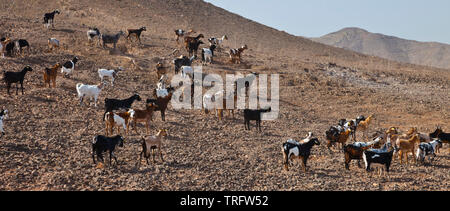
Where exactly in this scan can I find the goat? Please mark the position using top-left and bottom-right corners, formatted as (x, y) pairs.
(187, 40), (203, 57)
(215, 90), (237, 120)
(395, 134), (421, 164)
(3, 66), (33, 95)
(184, 34), (204, 51)
(229, 45), (248, 64)
(130, 103), (158, 134)
(76, 82), (106, 107)
(430, 127), (449, 151)
(416, 139), (442, 165)
(174, 29), (195, 43)
(127, 27), (146, 44)
(343, 137), (382, 170)
(138, 129), (168, 167)
(356, 115), (374, 138)
(180, 66), (193, 78)
(146, 87), (175, 121)
(98, 67), (123, 86)
(43, 9), (60, 28)
(14, 39), (30, 56)
(87, 27), (101, 45)
(0, 38), (12, 58)
(362, 148), (395, 177)
(155, 62), (168, 80)
(104, 110), (135, 136)
(43, 63), (61, 88)
(92, 135), (124, 166)
(325, 127), (352, 151)
(5, 41), (15, 57)
(61, 56), (79, 77)
(48, 38), (60, 52)
(208, 35), (227, 48)
(243, 107), (271, 131)
(101, 31), (125, 49)
(173, 55), (195, 74)
(201, 44), (216, 65)
(282, 137), (320, 172)
(0, 109), (8, 137)
(103, 94), (142, 121)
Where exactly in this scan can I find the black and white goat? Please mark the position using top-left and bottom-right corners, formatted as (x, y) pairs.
(87, 27), (101, 45)
(0, 109), (8, 137)
(43, 9), (60, 28)
(103, 94), (142, 121)
(92, 135), (124, 166)
(362, 148), (395, 176)
(201, 44), (216, 65)
(282, 137), (320, 172)
(101, 31), (125, 49)
(61, 56), (79, 77)
(3, 66), (33, 95)
(173, 55), (195, 74)
(416, 139), (442, 164)
(14, 39), (31, 56)
(208, 35), (227, 48)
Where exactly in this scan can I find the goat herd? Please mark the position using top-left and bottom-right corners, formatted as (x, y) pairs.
(283, 115), (449, 177)
(0, 9), (448, 180)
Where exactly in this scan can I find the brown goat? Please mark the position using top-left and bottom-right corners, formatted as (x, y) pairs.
(396, 134), (420, 164)
(1, 38), (12, 58)
(229, 45), (248, 64)
(43, 63), (61, 88)
(131, 103), (158, 134)
(327, 128), (352, 151)
(138, 129), (168, 167)
(155, 62), (167, 80)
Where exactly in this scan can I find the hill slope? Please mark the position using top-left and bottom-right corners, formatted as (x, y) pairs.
(0, 0), (448, 191)
(312, 27), (450, 69)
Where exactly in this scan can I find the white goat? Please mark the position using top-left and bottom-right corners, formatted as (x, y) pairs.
(104, 110), (135, 136)
(0, 109), (8, 137)
(180, 66), (193, 78)
(98, 67), (123, 86)
(48, 38), (60, 51)
(76, 82), (105, 107)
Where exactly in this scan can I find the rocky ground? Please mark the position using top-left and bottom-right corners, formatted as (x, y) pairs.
(0, 0), (448, 191)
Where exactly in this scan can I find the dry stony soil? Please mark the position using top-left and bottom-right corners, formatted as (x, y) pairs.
(0, 0), (449, 190)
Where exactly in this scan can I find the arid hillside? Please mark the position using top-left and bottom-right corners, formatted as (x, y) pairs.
(0, 0), (448, 191)
(312, 27), (450, 69)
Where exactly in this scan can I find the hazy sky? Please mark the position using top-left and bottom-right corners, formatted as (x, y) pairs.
(204, 0), (450, 44)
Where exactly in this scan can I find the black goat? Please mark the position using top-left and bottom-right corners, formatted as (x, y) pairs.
(127, 27), (146, 44)
(43, 9), (60, 28)
(92, 135), (124, 166)
(188, 40), (203, 57)
(244, 107), (271, 131)
(430, 127), (450, 144)
(103, 94), (142, 121)
(173, 55), (195, 74)
(282, 138), (320, 172)
(3, 66), (33, 95)
(5, 41), (15, 57)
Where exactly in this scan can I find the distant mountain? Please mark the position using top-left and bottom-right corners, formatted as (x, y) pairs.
(312, 27), (450, 69)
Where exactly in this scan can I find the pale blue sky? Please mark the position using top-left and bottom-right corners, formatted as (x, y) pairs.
(204, 0), (450, 44)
